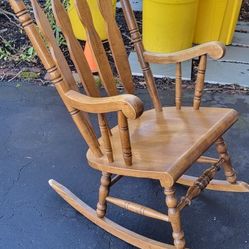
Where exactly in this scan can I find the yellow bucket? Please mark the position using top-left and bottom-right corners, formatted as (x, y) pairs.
(142, 0), (199, 53)
(68, 0), (117, 41)
(194, 0), (242, 45)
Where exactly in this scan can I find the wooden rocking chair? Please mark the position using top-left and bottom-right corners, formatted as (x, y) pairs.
(8, 0), (249, 248)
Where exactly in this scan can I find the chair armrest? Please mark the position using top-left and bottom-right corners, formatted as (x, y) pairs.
(64, 90), (144, 120)
(143, 41), (226, 64)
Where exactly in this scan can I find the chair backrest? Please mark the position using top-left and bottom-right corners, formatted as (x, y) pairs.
(8, 0), (145, 167)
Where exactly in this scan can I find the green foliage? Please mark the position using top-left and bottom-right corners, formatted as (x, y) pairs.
(44, 0), (69, 46)
(20, 70), (40, 79)
(0, 35), (36, 63)
(94, 75), (102, 88)
(20, 46), (36, 62)
(0, 37), (14, 60)
(1, 0), (69, 63)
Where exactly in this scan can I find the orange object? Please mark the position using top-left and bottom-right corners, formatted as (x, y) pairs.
(84, 42), (98, 73)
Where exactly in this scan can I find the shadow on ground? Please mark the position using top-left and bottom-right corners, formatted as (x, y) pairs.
(0, 81), (248, 249)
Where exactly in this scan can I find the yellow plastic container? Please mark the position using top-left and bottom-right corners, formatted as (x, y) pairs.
(68, 0), (117, 41)
(142, 0), (199, 53)
(194, 0), (242, 45)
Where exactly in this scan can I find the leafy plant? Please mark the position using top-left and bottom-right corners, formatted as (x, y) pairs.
(19, 46), (36, 62)
(0, 37), (14, 60)
(44, 0), (69, 46)
(0, 0), (69, 63)
(20, 70), (40, 79)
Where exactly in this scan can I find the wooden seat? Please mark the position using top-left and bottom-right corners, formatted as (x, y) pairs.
(88, 107), (238, 186)
(8, 0), (249, 248)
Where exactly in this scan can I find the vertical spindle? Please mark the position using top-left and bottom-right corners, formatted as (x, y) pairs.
(118, 111), (132, 166)
(193, 55), (207, 110)
(175, 62), (182, 110)
(99, 114), (114, 162)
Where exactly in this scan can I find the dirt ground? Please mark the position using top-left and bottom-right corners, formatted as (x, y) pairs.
(240, 0), (249, 21)
(1, 0), (249, 93)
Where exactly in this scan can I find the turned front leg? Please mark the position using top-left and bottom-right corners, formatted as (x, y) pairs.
(97, 172), (111, 218)
(215, 137), (237, 184)
(165, 187), (186, 249)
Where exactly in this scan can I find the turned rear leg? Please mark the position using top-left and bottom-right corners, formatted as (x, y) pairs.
(97, 172), (111, 218)
(215, 137), (237, 184)
(165, 187), (186, 249)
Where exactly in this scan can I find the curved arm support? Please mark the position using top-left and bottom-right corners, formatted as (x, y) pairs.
(64, 90), (144, 120)
(143, 41), (226, 64)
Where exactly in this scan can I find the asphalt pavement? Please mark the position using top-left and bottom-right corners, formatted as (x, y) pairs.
(0, 81), (249, 249)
